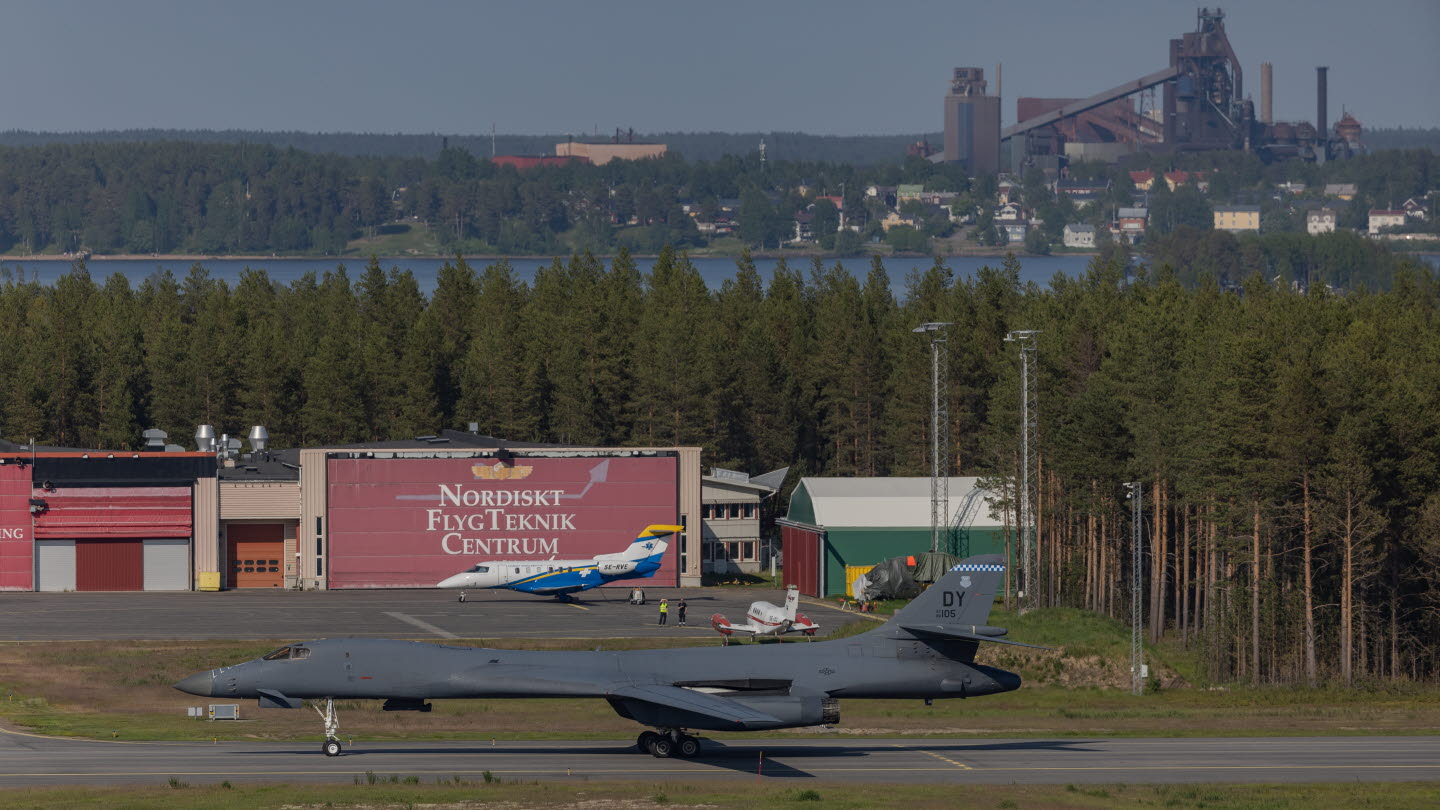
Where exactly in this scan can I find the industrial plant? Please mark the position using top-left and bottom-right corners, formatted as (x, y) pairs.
(943, 8), (1365, 172)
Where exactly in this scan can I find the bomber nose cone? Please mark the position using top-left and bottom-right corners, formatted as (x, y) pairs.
(174, 671), (214, 697)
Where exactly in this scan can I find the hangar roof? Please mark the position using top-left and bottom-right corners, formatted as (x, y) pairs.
(788, 476), (1004, 529)
(313, 430), (560, 451)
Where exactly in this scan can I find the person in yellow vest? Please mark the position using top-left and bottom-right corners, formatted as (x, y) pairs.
(658, 598), (669, 626)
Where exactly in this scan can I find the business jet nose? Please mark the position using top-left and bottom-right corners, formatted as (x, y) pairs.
(437, 574), (465, 588)
(174, 671), (214, 697)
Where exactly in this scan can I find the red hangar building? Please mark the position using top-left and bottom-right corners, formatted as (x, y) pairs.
(0, 431), (704, 591)
(0, 441), (217, 592)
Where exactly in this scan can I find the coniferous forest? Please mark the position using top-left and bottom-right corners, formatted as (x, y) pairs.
(2, 248), (1438, 684)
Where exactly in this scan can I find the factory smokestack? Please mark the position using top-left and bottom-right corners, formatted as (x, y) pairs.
(1316, 66), (1329, 146)
(1260, 62), (1273, 125)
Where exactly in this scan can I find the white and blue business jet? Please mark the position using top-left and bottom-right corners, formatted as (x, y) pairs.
(437, 524), (681, 602)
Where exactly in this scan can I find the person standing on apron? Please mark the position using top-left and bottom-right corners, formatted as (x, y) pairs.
(658, 598), (669, 626)
(676, 598), (688, 626)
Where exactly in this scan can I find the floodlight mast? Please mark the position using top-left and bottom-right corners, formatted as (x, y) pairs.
(913, 322), (953, 554)
(1126, 481), (1144, 696)
(1004, 330), (1040, 611)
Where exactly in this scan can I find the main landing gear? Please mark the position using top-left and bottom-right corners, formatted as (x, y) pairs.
(313, 697), (342, 756)
(636, 729), (701, 758)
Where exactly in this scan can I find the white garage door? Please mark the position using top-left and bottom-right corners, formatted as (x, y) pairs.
(143, 539), (190, 591)
(36, 540), (76, 592)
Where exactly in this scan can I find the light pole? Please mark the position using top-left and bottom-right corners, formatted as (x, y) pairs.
(1125, 480), (1145, 696)
(1004, 330), (1039, 610)
(913, 322), (952, 553)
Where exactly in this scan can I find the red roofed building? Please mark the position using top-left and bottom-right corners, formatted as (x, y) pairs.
(1163, 170), (1209, 192)
(1368, 210), (1406, 235)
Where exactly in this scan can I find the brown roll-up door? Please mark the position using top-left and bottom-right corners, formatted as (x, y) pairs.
(75, 539), (144, 591)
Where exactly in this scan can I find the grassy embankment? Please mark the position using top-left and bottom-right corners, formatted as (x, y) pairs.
(2, 780), (1438, 810)
(2, 601), (1437, 743)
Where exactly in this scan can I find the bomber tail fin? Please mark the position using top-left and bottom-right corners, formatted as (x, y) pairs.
(876, 555), (1037, 649)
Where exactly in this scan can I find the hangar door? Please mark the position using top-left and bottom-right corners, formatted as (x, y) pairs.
(33, 486), (193, 591)
(781, 524), (823, 598)
(143, 538), (190, 591)
(76, 539), (143, 591)
(227, 523), (284, 588)
(36, 540), (76, 592)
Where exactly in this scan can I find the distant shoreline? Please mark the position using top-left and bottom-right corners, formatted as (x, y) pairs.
(0, 249), (1100, 263)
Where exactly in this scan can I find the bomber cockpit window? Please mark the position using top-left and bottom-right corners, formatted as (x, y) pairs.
(262, 646), (310, 661)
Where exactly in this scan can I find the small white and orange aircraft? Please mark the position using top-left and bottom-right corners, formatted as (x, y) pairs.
(711, 585), (819, 644)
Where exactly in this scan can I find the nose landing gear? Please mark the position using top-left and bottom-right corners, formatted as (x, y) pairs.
(313, 697), (342, 756)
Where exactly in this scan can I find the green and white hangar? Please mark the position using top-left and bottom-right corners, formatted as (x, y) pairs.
(777, 477), (1008, 597)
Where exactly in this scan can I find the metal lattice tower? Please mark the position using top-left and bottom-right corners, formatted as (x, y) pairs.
(1005, 330), (1040, 610)
(914, 322), (952, 553)
(1127, 481), (1145, 696)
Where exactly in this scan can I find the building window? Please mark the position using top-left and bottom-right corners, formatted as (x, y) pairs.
(728, 503), (741, 519)
(722, 541), (756, 562)
(743, 503), (756, 519)
(702, 504), (713, 520)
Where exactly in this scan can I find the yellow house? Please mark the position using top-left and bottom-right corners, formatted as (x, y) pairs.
(880, 211), (918, 232)
(1213, 205), (1260, 233)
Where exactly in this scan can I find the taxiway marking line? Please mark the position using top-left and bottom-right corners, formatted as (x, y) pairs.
(383, 612), (457, 639)
(0, 726), (189, 747)
(567, 603), (590, 611)
(893, 743), (971, 770)
(8, 764), (1440, 779)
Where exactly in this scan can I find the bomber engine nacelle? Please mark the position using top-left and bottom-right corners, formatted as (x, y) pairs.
(728, 694), (840, 728)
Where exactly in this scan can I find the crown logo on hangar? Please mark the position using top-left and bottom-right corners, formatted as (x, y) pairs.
(471, 462), (534, 481)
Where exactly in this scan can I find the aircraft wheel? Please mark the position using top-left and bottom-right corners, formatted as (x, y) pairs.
(649, 735), (675, 758)
(676, 735), (701, 758)
(637, 731), (659, 753)
(323, 740), (342, 757)
(458, 593), (466, 603)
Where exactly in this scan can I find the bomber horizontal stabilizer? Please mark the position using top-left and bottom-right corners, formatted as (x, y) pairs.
(609, 683), (782, 728)
(900, 624), (1054, 650)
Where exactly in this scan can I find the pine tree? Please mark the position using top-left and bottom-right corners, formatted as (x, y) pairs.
(90, 273), (143, 449)
(630, 247), (715, 448)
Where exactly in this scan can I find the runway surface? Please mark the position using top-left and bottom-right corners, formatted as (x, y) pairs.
(0, 587), (864, 641)
(1, 729), (1436, 786)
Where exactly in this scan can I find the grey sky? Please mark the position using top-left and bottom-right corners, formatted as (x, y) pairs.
(6, 1), (1437, 135)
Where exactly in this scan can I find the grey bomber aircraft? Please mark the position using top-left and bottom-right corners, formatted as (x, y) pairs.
(176, 554), (1036, 759)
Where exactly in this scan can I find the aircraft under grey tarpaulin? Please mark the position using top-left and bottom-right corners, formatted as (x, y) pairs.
(436, 523), (680, 602)
(176, 555), (1038, 759)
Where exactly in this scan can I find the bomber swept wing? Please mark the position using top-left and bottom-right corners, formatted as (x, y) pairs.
(607, 684), (782, 729)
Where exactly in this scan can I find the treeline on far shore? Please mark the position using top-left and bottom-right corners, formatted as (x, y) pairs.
(2, 246), (1439, 686)
(0, 137), (1436, 263)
